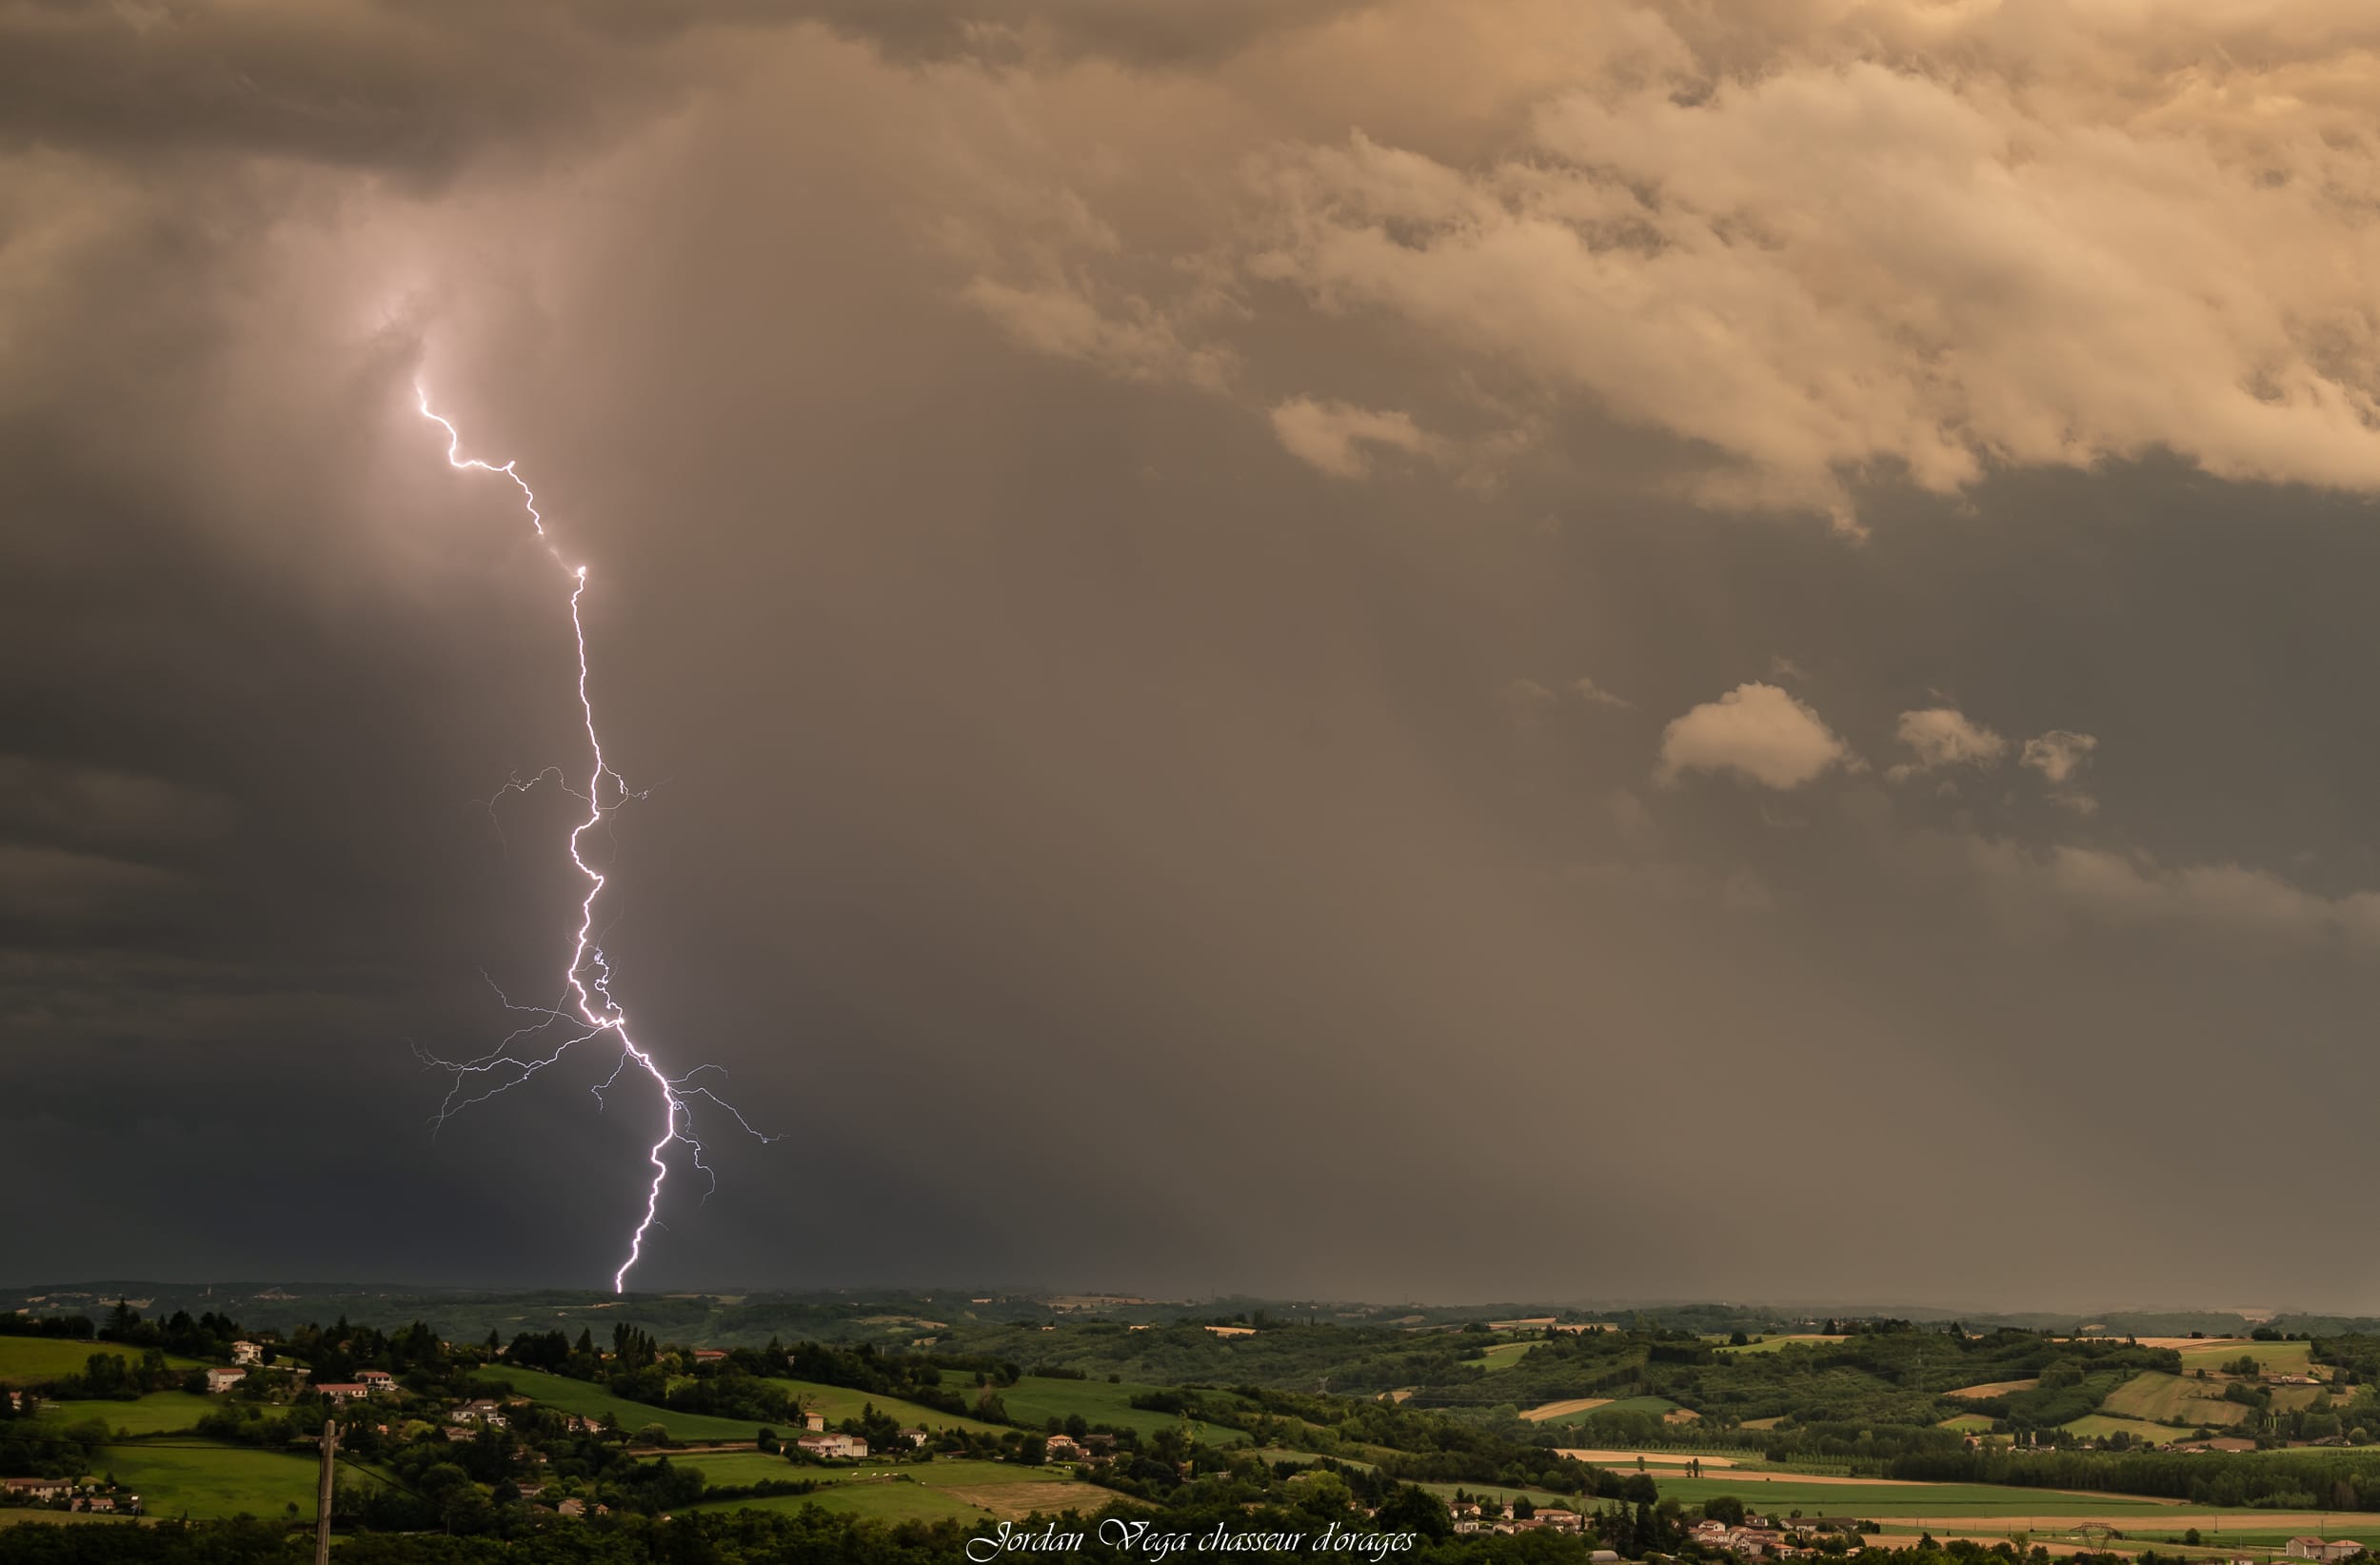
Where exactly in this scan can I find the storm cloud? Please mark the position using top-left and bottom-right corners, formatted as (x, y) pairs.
(6, 0), (2380, 1311)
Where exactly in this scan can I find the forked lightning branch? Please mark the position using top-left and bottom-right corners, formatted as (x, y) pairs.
(411, 386), (774, 1292)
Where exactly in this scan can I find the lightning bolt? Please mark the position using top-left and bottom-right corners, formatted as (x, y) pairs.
(411, 383), (775, 1293)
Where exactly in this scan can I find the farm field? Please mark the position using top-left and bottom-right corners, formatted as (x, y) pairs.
(1462, 1342), (1539, 1371)
(2128, 1525), (2380, 1549)
(470, 1365), (763, 1442)
(0, 1339), (198, 1386)
(686, 1456), (1103, 1524)
(1939, 1415), (1996, 1433)
(2172, 1340), (2317, 1377)
(2101, 1371), (2247, 1428)
(1648, 1476), (2182, 1517)
(764, 1377), (1006, 1435)
(2063, 1415), (2187, 1444)
(1526, 1395), (1679, 1426)
(1521, 1397), (1611, 1422)
(997, 1377), (1249, 1446)
(1718, 1336), (1850, 1355)
(1949, 1378), (2040, 1399)
(89, 1441), (380, 1522)
(1556, 1448), (1737, 1467)
(35, 1392), (215, 1435)
(691, 1480), (982, 1523)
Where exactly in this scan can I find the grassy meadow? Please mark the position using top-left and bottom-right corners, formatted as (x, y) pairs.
(0, 1339), (199, 1386)
(33, 1391), (215, 1436)
(2101, 1371), (2248, 1428)
(469, 1365), (763, 1442)
(998, 1377), (1249, 1446)
(764, 1377), (1005, 1436)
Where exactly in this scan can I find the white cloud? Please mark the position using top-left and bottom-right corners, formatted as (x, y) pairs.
(1962, 837), (2380, 957)
(1656, 682), (1852, 790)
(1268, 396), (1444, 478)
(1887, 707), (2009, 782)
(2021, 729), (2101, 814)
(1572, 675), (1631, 708)
(1222, 7), (2380, 524)
(962, 276), (1235, 392)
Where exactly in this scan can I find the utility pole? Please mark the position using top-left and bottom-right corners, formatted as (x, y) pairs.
(313, 1417), (337, 1565)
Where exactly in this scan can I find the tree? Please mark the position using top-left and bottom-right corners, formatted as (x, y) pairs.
(1377, 1484), (1454, 1541)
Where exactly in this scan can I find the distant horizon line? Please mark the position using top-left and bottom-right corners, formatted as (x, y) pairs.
(0, 1279), (2337, 1321)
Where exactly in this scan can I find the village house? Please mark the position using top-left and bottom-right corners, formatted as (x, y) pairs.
(449, 1398), (508, 1428)
(2287, 1542), (2367, 1563)
(803, 1414), (826, 1432)
(1044, 1434), (1085, 1461)
(796, 1432), (868, 1459)
(356, 1369), (395, 1390)
(204, 1367), (247, 1394)
(315, 1383), (370, 1404)
(230, 1341), (262, 1366)
(691, 1349), (727, 1363)
(556, 1497), (585, 1517)
(897, 1427), (929, 1447)
(3, 1478), (73, 1502)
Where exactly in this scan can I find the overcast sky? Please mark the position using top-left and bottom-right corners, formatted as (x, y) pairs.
(7, 0), (2380, 1312)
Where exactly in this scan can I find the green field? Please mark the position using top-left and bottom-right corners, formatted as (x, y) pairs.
(86, 1441), (375, 1522)
(36, 1392), (216, 1436)
(686, 1457), (1094, 1524)
(1460, 1342), (1539, 1372)
(998, 1377), (1248, 1447)
(2101, 1371), (2247, 1429)
(1649, 1476), (2178, 1519)
(764, 1377), (1006, 1436)
(1938, 1414), (1996, 1433)
(0, 1339), (199, 1387)
(2128, 1526), (2380, 1550)
(2173, 1340), (2316, 1377)
(693, 1482), (982, 1523)
(2062, 1415), (2187, 1444)
(470, 1366), (764, 1442)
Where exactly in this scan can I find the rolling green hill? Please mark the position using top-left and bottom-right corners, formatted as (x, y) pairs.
(470, 1366), (766, 1442)
(0, 1339), (200, 1386)
(764, 1377), (1006, 1436)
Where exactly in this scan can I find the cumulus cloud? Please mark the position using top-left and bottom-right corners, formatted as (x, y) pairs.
(1269, 396), (1443, 478)
(1887, 707), (2009, 783)
(2021, 729), (2101, 814)
(1656, 682), (1851, 790)
(1237, 9), (2380, 524)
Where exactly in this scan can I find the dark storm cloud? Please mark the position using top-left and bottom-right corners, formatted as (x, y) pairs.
(7, 1), (2380, 1312)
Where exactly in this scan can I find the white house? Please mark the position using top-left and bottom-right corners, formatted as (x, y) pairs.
(796, 1433), (868, 1459)
(356, 1369), (395, 1390)
(205, 1367), (247, 1394)
(3, 1478), (72, 1502)
(230, 1342), (263, 1365)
